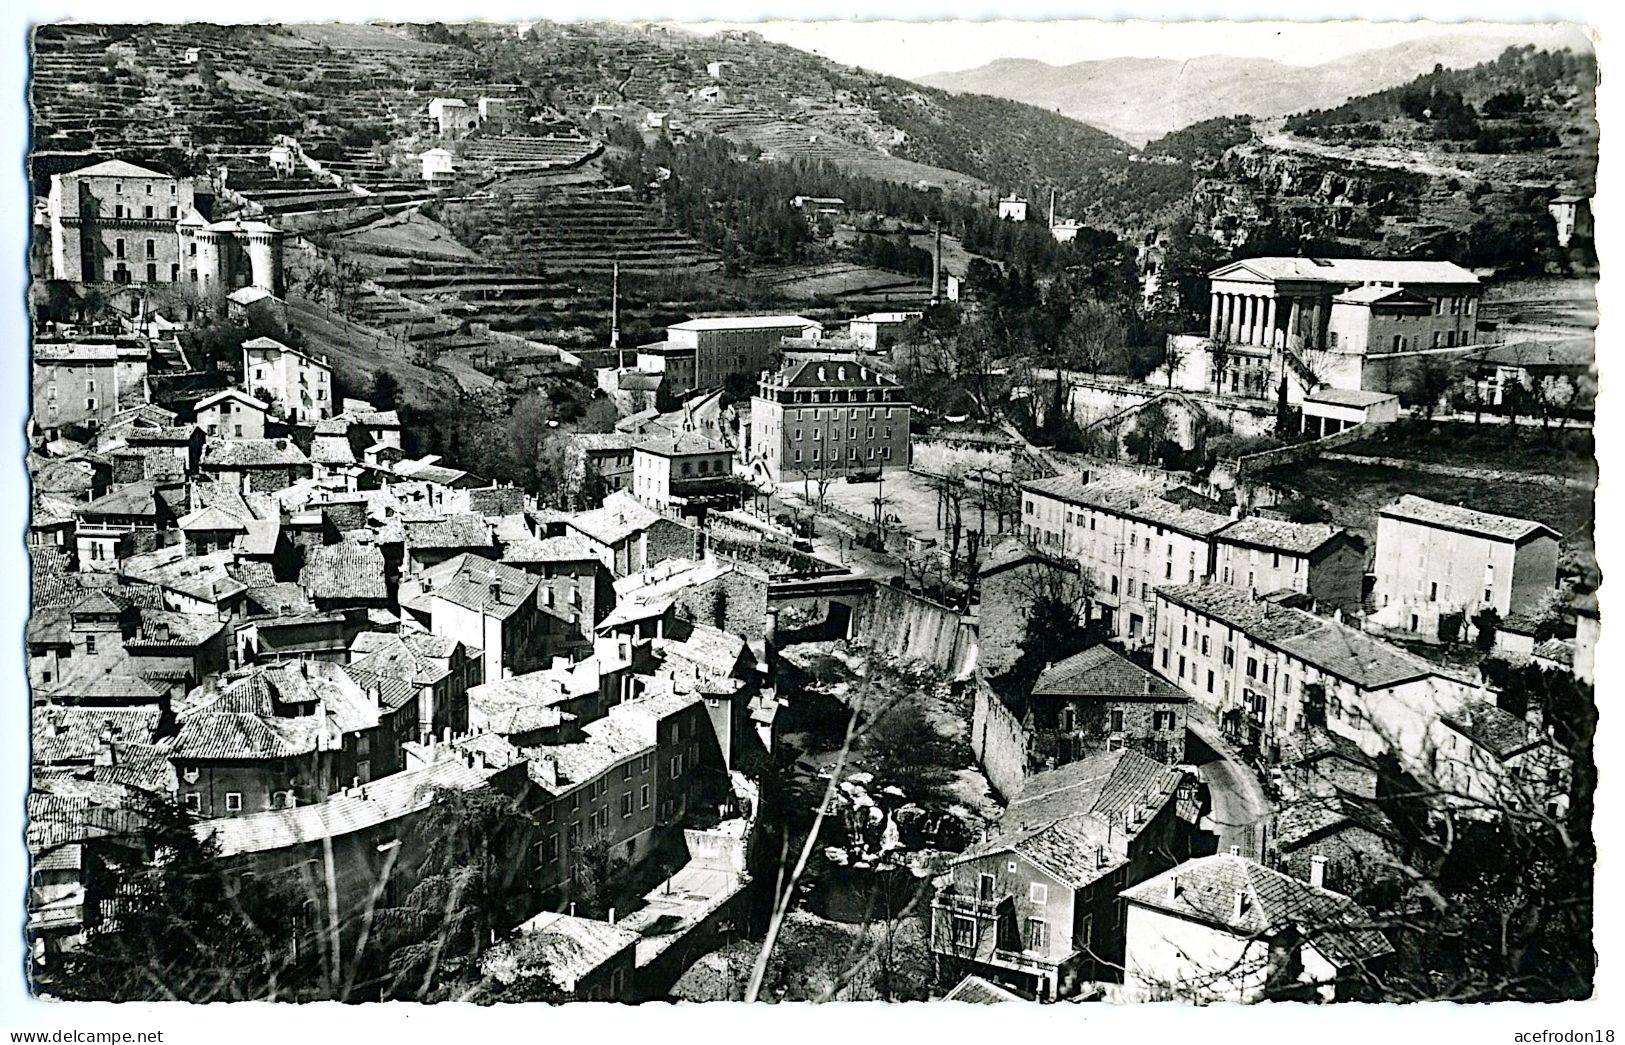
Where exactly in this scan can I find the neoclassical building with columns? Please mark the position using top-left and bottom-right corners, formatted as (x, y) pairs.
(1163, 257), (1483, 402)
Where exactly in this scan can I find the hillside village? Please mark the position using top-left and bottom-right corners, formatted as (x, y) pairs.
(26, 21), (1597, 1005)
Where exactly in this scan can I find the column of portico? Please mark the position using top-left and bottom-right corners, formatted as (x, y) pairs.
(1265, 296), (1279, 348)
(1309, 298), (1324, 349)
(1241, 295), (1257, 346)
(1209, 292), (1221, 338)
(1286, 298), (1302, 349)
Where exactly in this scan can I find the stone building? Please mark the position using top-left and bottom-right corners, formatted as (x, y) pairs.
(1212, 517), (1365, 616)
(1024, 644), (1190, 766)
(241, 337), (332, 423)
(749, 357), (910, 483)
(47, 160), (284, 304)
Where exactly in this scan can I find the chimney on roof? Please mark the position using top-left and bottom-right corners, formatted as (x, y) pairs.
(1167, 873), (1180, 901)
(1309, 854), (1327, 889)
(1232, 889), (1247, 922)
(489, 581), (503, 606)
(1143, 677), (1153, 696)
(1229, 845), (1241, 856)
(608, 906), (617, 926)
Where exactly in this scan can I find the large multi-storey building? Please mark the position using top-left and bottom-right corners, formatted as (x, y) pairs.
(1020, 473), (1230, 646)
(47, 160), (284, 303)
(1163, 257), (1482, 402)
(749, 358), (910, 482)
(242, 336), (332, 422)
(33, 340), (151, 434)
(1212, 517), (1366, 615)
(666, 315), (822, 390)
(1151, 583), (1486, 764)
(1370, 495), (1560, 638)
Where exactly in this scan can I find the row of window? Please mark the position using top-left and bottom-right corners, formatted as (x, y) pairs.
(792, 445), (891, 464)
(107, 204), (179, 219)
(792, 425), (894, 442)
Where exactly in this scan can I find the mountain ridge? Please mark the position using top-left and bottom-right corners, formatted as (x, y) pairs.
(916, 32), (1588, 145)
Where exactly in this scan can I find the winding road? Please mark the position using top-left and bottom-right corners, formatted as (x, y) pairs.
(1186, 713), (1272, 860)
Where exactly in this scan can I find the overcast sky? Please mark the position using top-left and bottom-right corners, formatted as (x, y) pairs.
(674, 20), (1591, 80)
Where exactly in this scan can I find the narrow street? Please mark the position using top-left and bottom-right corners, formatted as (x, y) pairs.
(1185, 713), (1271, 861)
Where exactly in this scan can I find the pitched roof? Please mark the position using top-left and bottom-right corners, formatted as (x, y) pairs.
(195, 388), (269, 413)
(1003, 748), (1186, 835)
(178, 505), (248, 532)
(65, 158), (171, 180)
(1121, 854), (1393, 967)
(566, 492), (661, 546)
(772, 357), (903, 390)
(173, 661), (378, 762)
(299, 540), (388, 601)
(1032, 644), (1190, 703)
(202, 438), (309, 469)
(1439, 699), (1539, 759)
(941, 974), (1029, 1003)
(1211, 257), (1478, 287)
(420, 553), (538, 618)
(1274, 792), (1398, 850)
(197, 756), (495, 857)
(500, 534), (597, 564)
(1332, 285), (1433, 307)
(404, 513), (493, 550)
(1377, 494), (1559, 543)
(482, 912), (638, 992)
(1156, 584), (1447, 690)
(1217, 517), (1346, 556)
(1022, 473), (1232, 539)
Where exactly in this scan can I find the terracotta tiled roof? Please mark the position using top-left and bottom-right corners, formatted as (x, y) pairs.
(1122, 854), (1392, 967)
(1378, 495), (1559, 543)
(1217, 517), (1346, 556)
(1033, 644), (1189, 703)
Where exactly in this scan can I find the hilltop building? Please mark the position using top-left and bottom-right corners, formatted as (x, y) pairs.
(997, 194), (1028, 221)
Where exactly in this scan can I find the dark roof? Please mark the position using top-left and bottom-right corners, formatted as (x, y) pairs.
(1439, 699), (1538, 759)
(201, 438), (309, 469)
(1156, 584), (1446, 691)
(1004, 748), (1186, 835)
(773, 357), (902, 391)
(1275, 791), (1399, 850)
(299, 541), (388, 601)
(404, 513), (493, 550)
(1032, 644), (1189, 703)
(420, 553), (539, 619)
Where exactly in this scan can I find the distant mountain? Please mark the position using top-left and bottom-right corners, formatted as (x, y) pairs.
(917, 33), (1581, 146)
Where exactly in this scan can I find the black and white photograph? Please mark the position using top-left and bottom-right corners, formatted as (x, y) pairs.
(12, 6), (1608, 1024)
